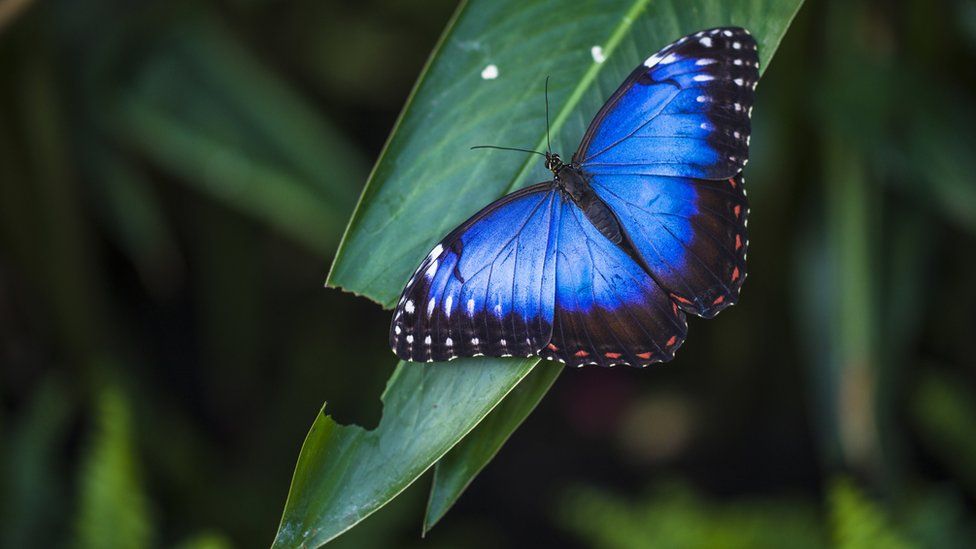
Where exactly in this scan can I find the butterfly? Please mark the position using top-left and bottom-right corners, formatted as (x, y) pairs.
(390, 27), (758, 367)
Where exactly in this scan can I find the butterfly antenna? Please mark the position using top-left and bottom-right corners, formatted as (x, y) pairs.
(470, 145), (545, 157)
(544, 75), (552, 154)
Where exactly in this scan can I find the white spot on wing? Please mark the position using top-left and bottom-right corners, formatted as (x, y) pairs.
(446, 337), (454, 347)
(444, 295), (453, 314)
(480, 64), (499, 79)
(692, 74), (714, 82)
(643, 53), (662, 67)
(695, 58), (715, 66)
(660, 52), (680, 64)
(406, 334), (414, 344)
(590, 45), (606, 63)
(494, 303), (502, 316)
(405, 300), (415, 314)
(466, 298), (475, 316)
(471, 337), (480, 345)
(427, 298), (436, 318)
(424, 335), (432, 345)
(428, 244), (443, 260)
(699, 36), (713, 47)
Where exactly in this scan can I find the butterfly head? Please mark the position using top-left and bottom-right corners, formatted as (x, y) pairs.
(545, 152), (564, 174)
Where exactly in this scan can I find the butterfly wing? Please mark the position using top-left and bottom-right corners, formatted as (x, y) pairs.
(578, 27), (756, 318)
(541, 198), (688, 368)
(576, 27), (758, 178)
(391, 183), (561, 362)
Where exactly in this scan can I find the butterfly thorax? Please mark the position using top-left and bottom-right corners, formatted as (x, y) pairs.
(548, 155), (626, 248)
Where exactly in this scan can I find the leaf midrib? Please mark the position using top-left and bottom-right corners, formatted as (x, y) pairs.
(502, 0), (654, 194)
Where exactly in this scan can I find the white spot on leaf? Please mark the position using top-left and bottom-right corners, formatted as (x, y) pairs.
(590, 45), (606, 63)
(481, 64), (499, 79)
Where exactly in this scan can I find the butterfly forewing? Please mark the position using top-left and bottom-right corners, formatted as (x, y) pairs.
(390, 183), (560, 362)
(578, 27), (758, 180)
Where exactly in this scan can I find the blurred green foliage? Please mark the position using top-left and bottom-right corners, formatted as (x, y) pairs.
(1, 0), (975, 547)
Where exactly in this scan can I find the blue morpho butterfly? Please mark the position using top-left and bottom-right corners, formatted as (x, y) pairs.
(390, 27), (758, 367)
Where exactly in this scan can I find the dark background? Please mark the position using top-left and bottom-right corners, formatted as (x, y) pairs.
(2, 0), (976, 547)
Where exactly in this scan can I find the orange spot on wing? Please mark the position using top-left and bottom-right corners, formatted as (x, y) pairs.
(729, 177), (737, 188)
(666, 336), (677, 346)
(735, 234), (743, 251)
(604, 352), (621, 359)
(733, 204), (742, 218)
(731, 266), (740, 281)
(712, 295), (726, 305)
(670, 293), (693, 305)
(574, 350), (590, 358)
(636, 352), (652, 360)
(547, 343), (559, 351)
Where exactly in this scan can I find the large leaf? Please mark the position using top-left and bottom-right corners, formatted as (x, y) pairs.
(106, 9), (365, 253)
(276, 1), (805, 546)
(272, 358), (538, 548)
(423, 361), (562, 533)
(328, 0), (802, 305)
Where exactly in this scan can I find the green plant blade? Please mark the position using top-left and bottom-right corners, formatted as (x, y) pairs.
(75, 384), (153, 549)
(277, 0), (805, 546)
(423, 361), (562, 533)
(105, 9), (365, 254)
(272, 358), (537, 548)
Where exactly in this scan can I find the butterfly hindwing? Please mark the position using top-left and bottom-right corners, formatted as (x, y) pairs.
(390, 183), (561, 362)
(577, 27), (758, 180)
(541, 199), (688, 367)
(589, 172), (749, 318)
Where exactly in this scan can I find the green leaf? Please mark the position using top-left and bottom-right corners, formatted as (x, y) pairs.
(0, 377), (73, 548)
(277, 1), (805, 546)
(74, 384), (153, 549)
(107, 9), (366, 253)
(423, 361), (562, 533)
(829, 477), (914, 549)
(272, 359), (538, 548)
(910, 371), (976, 495)
(558, 480), (824, 549)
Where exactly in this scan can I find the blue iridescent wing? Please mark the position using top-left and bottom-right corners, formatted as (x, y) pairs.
(576, 27), (758, 178)
(590, 172), (749, 318)
(579, 27), (756, 317)
(540, 199), (688, 368)
(391, 183), (561, 362)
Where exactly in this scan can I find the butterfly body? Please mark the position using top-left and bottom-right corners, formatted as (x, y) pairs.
(390, 27), (758, 367)
(545, 154), (628, 248)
